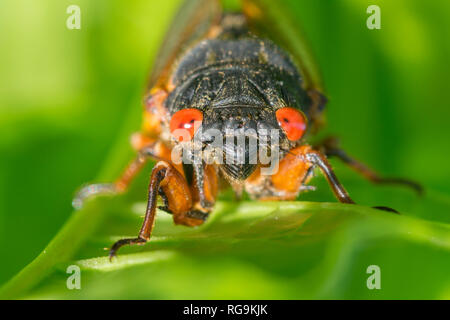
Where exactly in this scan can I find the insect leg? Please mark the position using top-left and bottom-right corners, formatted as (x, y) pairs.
(304, 150), (355, 204)
(193, 162), (216, 209)
(192, 164), (218, 210)
(72, 140), (172, 209)
(267, 145), (316, 200)
(267, 145), (353, 203)
(315, 137), (423, 195)
(109, 161), (203, 259)
(257, 145), (398, 212)
(305, 148), (402, 213)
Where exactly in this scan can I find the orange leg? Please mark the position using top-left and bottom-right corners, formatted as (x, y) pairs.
(109, 161), (213, 259)
(269, 145), (354, 203)
(269, 145), (315, 199)
(253, 144), (399, 213)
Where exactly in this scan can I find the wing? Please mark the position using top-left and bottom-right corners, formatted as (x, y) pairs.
(241, 0), (323, 93)
(146, 0), (223, 92)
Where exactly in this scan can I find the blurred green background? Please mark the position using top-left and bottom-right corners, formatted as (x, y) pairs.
(0, 0), (449, 299)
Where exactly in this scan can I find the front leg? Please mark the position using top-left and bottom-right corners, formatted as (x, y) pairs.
(72, 137), (173, 209)
(269, 145), (397, 212)
(109, 161), (208, 259)
(304, 149), (355, 204)
(268, 145), (354, 203)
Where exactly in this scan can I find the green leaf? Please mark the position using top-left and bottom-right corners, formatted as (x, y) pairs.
(2, 194), (450, 299)
(1, 0), (450, 300)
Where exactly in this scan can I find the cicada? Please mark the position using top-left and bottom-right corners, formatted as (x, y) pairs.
(74, 0), (421, 258)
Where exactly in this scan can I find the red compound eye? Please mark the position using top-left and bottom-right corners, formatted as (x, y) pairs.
(276, 107), (307, 141)
(170, 108), (203, 141)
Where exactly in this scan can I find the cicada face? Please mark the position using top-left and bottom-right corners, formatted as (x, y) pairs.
(165, 36), (311, 181)
(168, 64), (306, 181)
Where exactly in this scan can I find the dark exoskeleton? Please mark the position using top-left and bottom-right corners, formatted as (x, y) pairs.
(73, 0), (422, 259)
